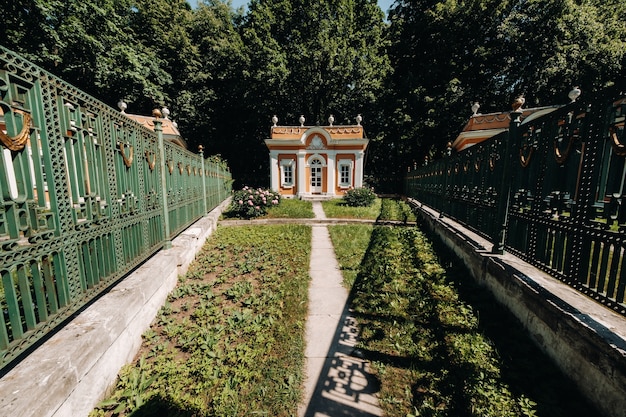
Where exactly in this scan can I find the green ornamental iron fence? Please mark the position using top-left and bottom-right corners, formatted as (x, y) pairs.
(0, 46), (232, 371)
(406, 83), (626, 316)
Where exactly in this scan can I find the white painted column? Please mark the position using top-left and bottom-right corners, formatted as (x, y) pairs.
(355, 151), (364, 188)
(297, 151), (306, 197)
(270, 153), (279, 191)
(326, 153), (335, 196)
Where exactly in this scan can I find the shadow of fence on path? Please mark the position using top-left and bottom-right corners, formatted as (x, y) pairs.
(302, 307), (382, 417)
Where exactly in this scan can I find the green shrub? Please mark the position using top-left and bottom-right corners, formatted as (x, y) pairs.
(343, 187), (376, 207)
(229, 186), (281, 218)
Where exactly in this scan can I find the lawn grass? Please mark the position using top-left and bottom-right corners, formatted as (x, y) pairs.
(321, 197), (382, 219)
(264, 198), (314, 218)
(327, 225), (373, 288)
(329, 224), (603, 417)
(92, 225), (311, 417)
(322, 197), (416, 222)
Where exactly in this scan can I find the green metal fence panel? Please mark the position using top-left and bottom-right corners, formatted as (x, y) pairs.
(406, 83), (626, 316)
(0, 47), (232, 370)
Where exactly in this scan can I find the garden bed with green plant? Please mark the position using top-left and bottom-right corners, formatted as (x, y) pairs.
(91, 225), (310, 417)
(93, 195), (602, 417)
(329, 223), (603, 417)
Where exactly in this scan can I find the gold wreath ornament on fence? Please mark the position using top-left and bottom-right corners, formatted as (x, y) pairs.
(0, 108), (32, 151)
(145, 150), (156, 171)
(609, 124), (626, 157)
(118, 142), (134, 168)
(519, 144), (535, 167)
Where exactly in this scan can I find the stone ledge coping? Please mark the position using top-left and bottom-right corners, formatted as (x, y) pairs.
(407, 198), (626, 417)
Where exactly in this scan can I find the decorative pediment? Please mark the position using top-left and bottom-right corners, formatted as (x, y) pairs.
(307, 135), (326, 150)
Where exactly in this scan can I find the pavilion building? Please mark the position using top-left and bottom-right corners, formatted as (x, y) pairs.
(265, 116), (368, 199)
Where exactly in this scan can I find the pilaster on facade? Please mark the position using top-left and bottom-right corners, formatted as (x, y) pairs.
(269, 153), (279, 191)
(355, 151), (365, 188)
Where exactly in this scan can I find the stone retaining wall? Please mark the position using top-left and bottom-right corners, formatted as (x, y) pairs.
(408, 199), (626, 417)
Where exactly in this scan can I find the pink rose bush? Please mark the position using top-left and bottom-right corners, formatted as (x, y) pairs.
(229, 186), (281, 218)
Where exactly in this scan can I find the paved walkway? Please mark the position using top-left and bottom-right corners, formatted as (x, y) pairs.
(298, 202), (382, 417)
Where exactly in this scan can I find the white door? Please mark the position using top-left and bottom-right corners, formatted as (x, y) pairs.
(310, 159), (323, 193)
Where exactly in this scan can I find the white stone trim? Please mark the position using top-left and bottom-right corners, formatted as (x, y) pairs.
(306, 154), (327, 167)
(280, 158), (295, 188)
(355, 151), (365, 188)
(337, 159), (354, 188)
(269, 153), (279, 191)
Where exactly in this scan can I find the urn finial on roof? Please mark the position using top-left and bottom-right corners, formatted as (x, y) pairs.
(512, 95), (525, 112)
(471, 102), (480, 115)
(568, 86), (581, 102)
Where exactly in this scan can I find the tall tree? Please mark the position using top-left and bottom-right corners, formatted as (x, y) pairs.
(183, 1), (251, 174)
(122, 0), (197, 113)
(380, 0), (512, 191)
(244, 0), (391, 126)
(384, 0), (626, 192)
(0, 0), (172, 110)
(232, 0), (390, 186)
(499, 0), (626, 104)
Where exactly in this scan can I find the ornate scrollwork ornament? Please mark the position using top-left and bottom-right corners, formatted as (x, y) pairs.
(167, 160), (174, 174)
(608, 97), (626, 156)
(118, 142), (134, 168)
(609, 125), (626, 156)
(145, 150), (156, 171)
(554, 111), (584, 165)
(0, 107), (32, 151)
(488, 152), (499, 171)
(520, 126), (538, 168)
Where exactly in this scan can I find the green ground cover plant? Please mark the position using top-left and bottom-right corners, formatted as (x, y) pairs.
(91, 225), (311, 417)
(321, 197), (382, 219)
(377, 198), (416, 223)
(329, 224), (603, 417)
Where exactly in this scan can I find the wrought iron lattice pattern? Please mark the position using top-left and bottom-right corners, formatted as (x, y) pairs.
(406, 84), (626, 316)
(0, 47), (232, 370)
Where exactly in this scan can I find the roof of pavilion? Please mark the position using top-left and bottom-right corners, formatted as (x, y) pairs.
(123, 113), (187, 149)
(452, 105), (560, 152)
(265, 124), (369, 149)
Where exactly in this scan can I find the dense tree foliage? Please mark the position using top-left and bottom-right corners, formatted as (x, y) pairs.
(378, 0), (626, 190)
(1, 0), (625, 190)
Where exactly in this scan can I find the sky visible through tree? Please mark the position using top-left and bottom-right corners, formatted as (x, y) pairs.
(187, 0), (395, 15)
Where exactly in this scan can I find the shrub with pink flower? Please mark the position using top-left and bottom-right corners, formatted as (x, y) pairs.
(228, 186), (281, 218)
